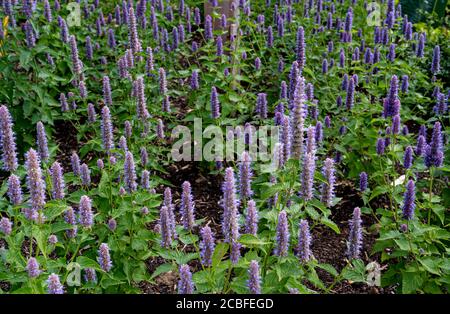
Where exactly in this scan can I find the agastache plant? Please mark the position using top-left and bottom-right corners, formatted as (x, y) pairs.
(199, 226), (215, 267)
(25, 149), (46, 220)
(180, 181), (195, 230)
(346, 207), (363, 259)
(0, 105), (18, 171)
(275, 210), (289, 257)
(247, 260), (261, 294)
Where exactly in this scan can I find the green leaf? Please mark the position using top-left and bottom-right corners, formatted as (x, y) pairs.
(320, 217), (340, 234)
(150, 263), (175, 280)
(402, 269), (425, 293)
(239, 234), (270, 247)
(76, 256), (101, 271)
(212, 242), (228, 268)
(316, 263), (339, 277)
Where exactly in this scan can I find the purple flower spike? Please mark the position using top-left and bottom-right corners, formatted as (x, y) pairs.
(65, 207), (78, 238)
(247, 260), (261, 294)
(205, 15), (213, 40)
(0, 105), (18, 171)
(84, 268), (97, 283)
(434, 93), (447, 115)
(345, 77), (355, 110)
(245, 200), (258, 236)
(160, 205), (173, 248)
(71, 152), (81, 176)
(403, 146), (414, 169)
(69, 35), (83, 76)
(180, 181), (195, 230)
(424, 122), (443, 168)
(102, 76), (113, 106)
(359, 172), (368, 191)
(417, 33), (425, 57)
(275, 210), (289, 257)
(87, 103), (96, 123)
(0, 217), (12, 235)
(25, 149), (46, 218)
(376, 138), (385, 155)
(27, 257), (41, 278)
(98, 243), (112, 272)
(101, 106), (114, 154)
(7, 174), (22, 205)
(200, 226), (215, 266)
(79, 195), (93, 228)
(178, 264), (194, 294)
(36, 122), (49, 163)
(291, 75), (306, 160)
(402, 180), (415, 220)
(296, 26), (306, 68)
(297, 219), (312, 262)
(50, 161), (65, 200)
(80, 163), (91, 187)
(47, 274), (64, 294)
(210, 87), (221, 119)
(124, 151), (137, 193)
(190, 70), (199, 90)
(431, 45), (440, 74)
(346, 207), (363, 259)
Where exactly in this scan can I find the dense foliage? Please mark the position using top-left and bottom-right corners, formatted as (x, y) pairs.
(0, 0), (449, 294)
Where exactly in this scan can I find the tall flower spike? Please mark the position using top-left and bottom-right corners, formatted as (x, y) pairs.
(102, 76), (113, 106)
(238, 151), (253, 202)
(0, 105), (18, 171)
(180, 181), (195, 230)
(290, 75), (306, 160)
(26, 257), (41, 278)
(222, 167), (238, 242)
(160, 204), (174, 247)
(297, 219), (312, 262)
(69, 35), (83, 76)
(98, 243), (112, 272)
(431, 45), (440, 74)
(158, 68), (167, 95)
(403, 146), (413, 169)
(25, 149), (46, 219)
(320, 158), (335, 207)
(247, 260), (261, 294)
(65, 207), (78, 238)
(200, 226), (215, 266)
(424, 122), (443, 168)
(47, 274), (64, 294)
(101, 106), (114, 154)
(346, 207), (363, 259)
(36, 122), (49, 163)
(141, 170), (150, 190)
(124, 151), (137, 193)
(275, 210), (289, 257)
(210, 87), (220, 119)
(402, 180), (415, 220)
(359, 172), (368, 191)
(178, 265), (194, 294)
(50, 161), (65, 200)
(346, 77), (355, 110)
(245, 200), (258, 236)
(128, 7), (142, 56)
(79, 195), (93, 228)
(7, 174), (22, 205)
(296, 26), (306, 67)
(0, 217), (12, 235)
(80, 163), (91, 187)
